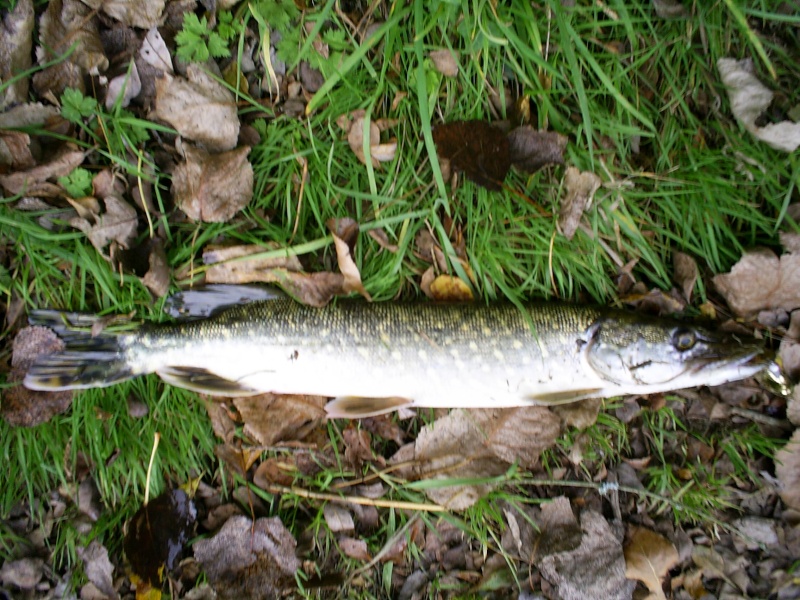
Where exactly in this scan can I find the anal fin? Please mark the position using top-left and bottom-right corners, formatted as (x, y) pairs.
(325, 396), (414, 419)
(525, 388), (603, 405)
(157, 366), (260, 397)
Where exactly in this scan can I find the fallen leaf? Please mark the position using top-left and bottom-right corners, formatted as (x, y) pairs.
(141, 238), (170, 298)
(713, 248), (800, 316)
(193, 515), (301, 600)
(153, 65), (240, 152)
(507, 126), (568, 174)
(551, 398), (602, 430)
(624, 526), (679, 600)
(172, 144), (253, 222)
(232, 394), (327, 446)
(77, 540), (119, 600)
(673, 252), (698, 302)
(779, 311), (800, 383)
(253, 457), (297, 488)
(32, 60), (85, 98)
(139, 26), (173, 74)
(105, 59), (141, 109)
(203, 244), (304, 280)
(0, 144), (84, 196)
(79, 0), (164, 28)
(652, 0), (688, 18)
(340, 110), (397, 167)
(429, 49), (459, 77)
(0, 557), (44, 590)
(323, 504), (355, 534)
(559, 167), (601, 240)
(717, 58), (800, 152)
(0, 102), (60, 129)
(775, 429), (800, 514)
(0, 130), (34, 169)
(367, 228), (399, 252)
(433, 120), (511, 190)
(70, 196), (138, 254)
(406, 407), (560, 509)
(429, 274), (473, 301)
(731, 516), (778, 550)
(536, 509), (636, 600)
(327, 217), (372, 301)
(3, 326), (72, 427)
(123, 488), (197, 593)
(339, 537), (371, 561)
(0, 0), (34, 109)
(38, 0), (108, 74)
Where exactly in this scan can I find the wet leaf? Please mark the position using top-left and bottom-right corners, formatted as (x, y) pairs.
(81, 0), (164, 30)
(407, 407), (560, 510)
(536, 508), (636, 600)
(0, 144), (84, 197)
(0, 0), (34, 109)
(775, 430), (800, 514)
(507, 126), (568, 174)
(713, 248), (800, 316)
(70, 196), (138, 254)
(429, 49), (459, 77)
(432, 120), (511, 190)
(153, 65), (240, 152)
(673, 251), (698, 302)
(193, 515), (301, 600)
(718, 58), (800, 152)
(123, 488), (197, 591)
(232, 394), (327, 446)
(327, 217), (372, 300)
(559, 167), (602, 241)
(3, 326), (72, 427)
(38, 0), (108, 74)
(172, 144), (253, 222)
(77, 540), (119, 600)
(624, 526), (679, 600)
(429, 274), (473, 301)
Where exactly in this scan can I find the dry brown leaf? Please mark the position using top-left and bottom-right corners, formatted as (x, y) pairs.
(253, 457), (296, 488)
(367, 228), (398, 252)
(153, 65), (240, 152)
(0, 144), (84, 196)
(204, 243), (304, 280)
(652, 0), (688, 18)
(624, 526), (679, 600)
(0, 558), (44, 591)
(70, 196), (138, 254)
(536, 509), (636, 600)
(38, 0), (108, 74)
(673, 252), (698, 302)
(779, 311), (800, 384)
(339, 537), (371, 561)
(323, 504), (354, 534)
(233, 394), (327, 446)
(0, 130), (34, 169)
(193, 515), (300, 600)
(713, 248), (800, 316)
(141, 238), (170, 297)
(3, 326), (72, 427)
(429, 274), (473, 301)
(77, 540), (119, 600)
(775, 429), (800, 513)
(559, 167), (601, 241)
(105, 59), (141, 109)
(507, 126), (568, 174)
(551, 398), (602, 430)
(140, 26), (173, 74)
(408, 407), (560, 510)
(172, 143), (253, 222)
(0, 0), (34, 109)
(341, 110), (397, 167)
(429, 49), (459, 77)
(718, 58), (800, 152)
(80, 0), (164, 29)
(327, 217), (371, 301)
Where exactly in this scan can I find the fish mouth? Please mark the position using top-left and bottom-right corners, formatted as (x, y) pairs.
(688, 346), (773, 380)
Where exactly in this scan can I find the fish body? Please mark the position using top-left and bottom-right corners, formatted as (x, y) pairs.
(23, 296), (782, 418)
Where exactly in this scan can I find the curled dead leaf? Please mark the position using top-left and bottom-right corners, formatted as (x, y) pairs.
(718, 58), (800, 152)
(429, 275), (473, 301)
(327, 217), (371, 301)
(559, 167), (601, 241)
(341, 110), (397, 167)
(70, 196), (138, 255)
(673, 251), (698, 303)
(172, 144), (254, 223)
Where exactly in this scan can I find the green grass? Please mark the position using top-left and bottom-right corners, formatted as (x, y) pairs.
(1, 0), (797, 597)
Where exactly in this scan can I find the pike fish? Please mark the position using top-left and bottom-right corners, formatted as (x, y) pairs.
(23, 292), (788, 418)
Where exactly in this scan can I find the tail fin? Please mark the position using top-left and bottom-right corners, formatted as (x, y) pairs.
(23, 310), (136, 391)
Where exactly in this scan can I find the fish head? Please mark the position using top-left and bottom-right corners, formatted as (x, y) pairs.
(584, 316), (779, 392)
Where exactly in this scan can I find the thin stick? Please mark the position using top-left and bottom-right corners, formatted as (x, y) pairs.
(265, 483), (444, 512)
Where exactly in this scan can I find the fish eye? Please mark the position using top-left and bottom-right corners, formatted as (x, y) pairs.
(672, 328), (697, 351)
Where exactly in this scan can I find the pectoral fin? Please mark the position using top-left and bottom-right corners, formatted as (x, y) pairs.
(157, 366), (260, 397)
(325, 396), (414, 419)
(526, 388), (603, 405)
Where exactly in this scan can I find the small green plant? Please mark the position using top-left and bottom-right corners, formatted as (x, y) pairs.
(58, 167), (93, 198)
(175, 12), (242, 63)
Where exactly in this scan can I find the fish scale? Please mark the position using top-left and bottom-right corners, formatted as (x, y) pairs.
(24, 296), (785, 418)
